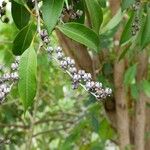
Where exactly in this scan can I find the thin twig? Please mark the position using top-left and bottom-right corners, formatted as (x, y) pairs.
(35, 0), (41, 34)
(32, 127), (69, 138)
(0, 41), (13, 44)
(25, 23), (42, 149)
(34, 118), (74, 125)
(51, 56), (101, 100)
(0, 123), (29, 129)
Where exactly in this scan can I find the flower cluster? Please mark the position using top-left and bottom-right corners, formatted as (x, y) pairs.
(0, 1), (9, 23)
(61, 5), (83, 21)
(40, 29), (50, 45)
(0, 57), (20, 103)
(26, 0), (35, 9)
(132, 0), (140, 11)
(131, 0), (141, 36)
(45, 45), (112, 100)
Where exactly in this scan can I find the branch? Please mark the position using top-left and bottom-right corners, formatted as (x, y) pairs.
(0, 123), (29, 129)
(32, 127), (70, 138)
(35, 0), (41, 34)
(25, 4), (42, 147)
(34, 118), (74, 125)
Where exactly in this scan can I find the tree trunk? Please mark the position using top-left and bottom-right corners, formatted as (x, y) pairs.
(114, 60), (130, 150)
(134, 51), (149, 150)
(134, 93), (146, 150)
(110, 0), (130, 149)
(145, 102), (150, 150)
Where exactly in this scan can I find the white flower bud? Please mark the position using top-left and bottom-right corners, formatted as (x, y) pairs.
(55, 46), (62, 53)
(11, 72), (19, 80)
(0, 92), (5, 100)
(11, 63), (18, 71)
(57, 52), (64, 60)
(47, 46), (53, 53)
(78, 70), (85, 76)
(69, 67), (77, 74)
(105, 88), (112, 95)
(15, 56), (20, 63)
(3, 87), (11, 94)
(3, 73), (10, 80)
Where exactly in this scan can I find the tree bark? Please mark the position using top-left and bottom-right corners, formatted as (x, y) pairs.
(134, 93), (146, 150)
(114, 60), (130, 150)
(134, 51), (149, 150)
(109, 0), (130, 149)
(145, 102), (150, 150)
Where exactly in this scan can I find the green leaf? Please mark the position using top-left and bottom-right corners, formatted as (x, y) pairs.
(11, 0), (30, 29)
(141, 80), (150, 97)
(12, 22), (36, 55)
(121, 0), (135, 11)
(18, 47), (37, 110)
(57, 23), (100, 52)
(99, 118), (114, 140)
(97, 0), (106, 8)
(42, 0), (64, 34)
(103, 9), (122, 32)
(91, 115), (99, 132)
(13, 0), (25, 5)
(141, 6), (150, 49)
(120, 12), (135, 45)
(130, 83), (139, 99)
(124, 64), (137, 86)
(85, 0), (103, 33)
(119, 43), (131, 60)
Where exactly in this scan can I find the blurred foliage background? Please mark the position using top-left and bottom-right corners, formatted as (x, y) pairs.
(0, 6), (116, 150)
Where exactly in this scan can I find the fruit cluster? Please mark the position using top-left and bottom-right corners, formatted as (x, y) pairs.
(0, 57), (20, 103)
(40, 29), (50, 45)
(0, 1), (9, 23)
(61, 5), (83, 21)
(131, 0), (141, 36)
(44, 39), (112, 100)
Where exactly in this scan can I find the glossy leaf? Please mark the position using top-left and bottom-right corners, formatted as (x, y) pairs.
(104, 9), (122, 32)
(98, 0), (106, 8)
(42, 0), (64, 34)
(120, 12), (135, 45)
(11, 0), (30, 29)
(57, 23), (100, 52)
(124, 64), (137, 85)
(13, 0), (25, 5)
(121, 0), (135, 11)
(12, 22), (36, 55)
(141, 6), (150, 49)
(18, 47), (37, 110)
(85, 0), (103, 33)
